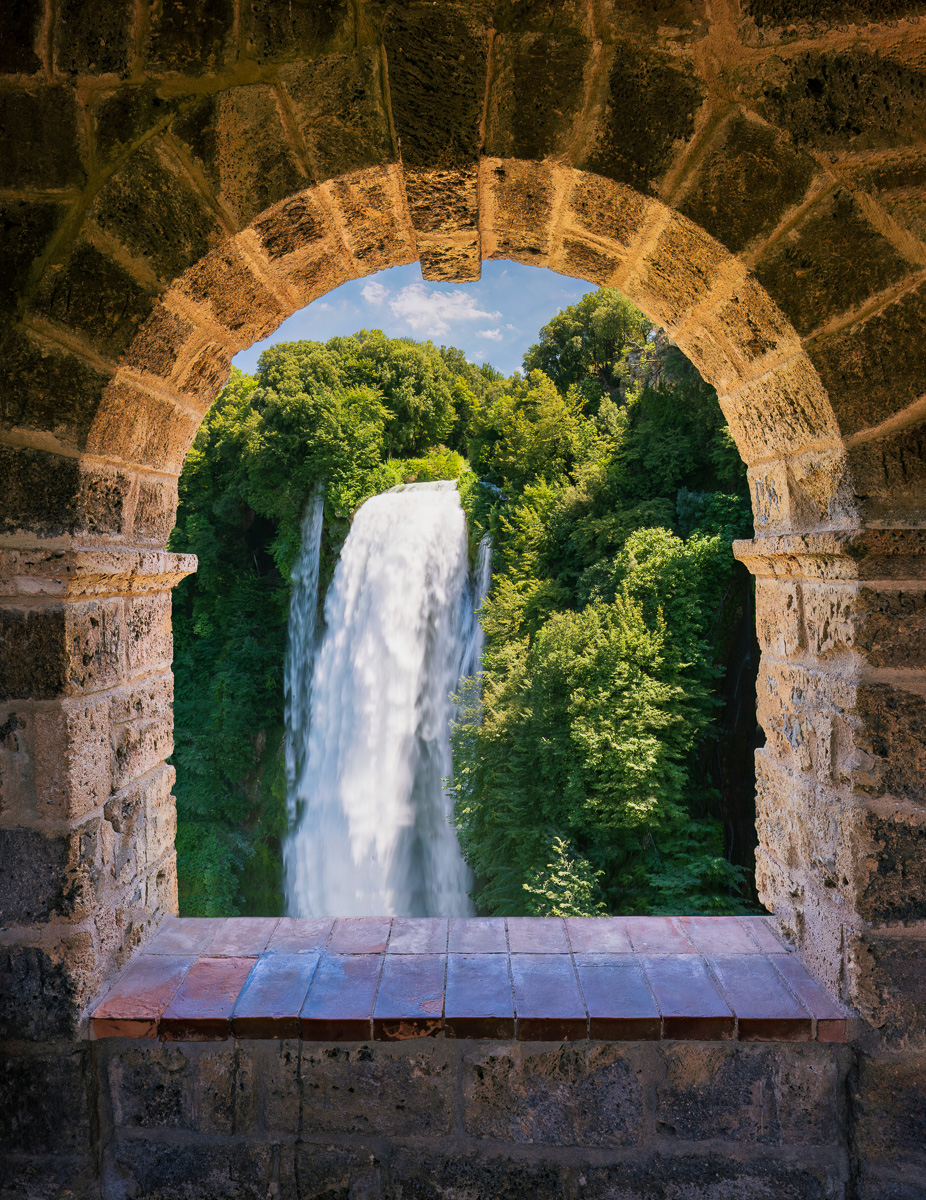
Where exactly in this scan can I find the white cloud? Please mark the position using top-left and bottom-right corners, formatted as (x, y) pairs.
(477, 327), (504, 341)
(373, 282), (501, 339)
(362, 281), (389, 305)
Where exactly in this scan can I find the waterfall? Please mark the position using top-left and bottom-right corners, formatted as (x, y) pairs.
(284, 481), (489, 917)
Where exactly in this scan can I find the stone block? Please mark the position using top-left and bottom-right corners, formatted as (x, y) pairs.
(105, 761), (176, 879)
(133, 478), (179, 545)
(0, 87), (85, 189)
(753, 189), (914, 338)
(0, 445), (80, 541)
(86, 378), (199, 474)
(125, 591), (173, 675)
(1, 326), (111, 450)
(244, 0), (351, 62)
(846, 930), (926, 1038)
(54, 0), (134, 76)
(0, 710), (34, 818)
(0, 1045), (91, 1154)
(254, 191), (329, 260)
(293, 1142), (384, 1200)
(0, 826), (89, 923)
(176, 242), (285, 351)
(854, 683), (926, 804)
(798, 582), (926, 668)
(108, 1043), (190, 1128)
(0, 201), (67, 324)
(123, 305), (198, 381)
(680, 110), (815, 253)
(566, 171), (653, 252)
(484, 158), (556, 264)
(656, 1042), (842, 1145)
(144, 0), (236, 75)
(463, 1042), (647, 1146)
(0, 939), (89, 1039)
(714, 274), (802, 379)
(66, 597), (125, 693)
(551, 237), (620, 288)
(94, 82), (181, 161)
(108, 1137), (274, 1200)
(637, 213), (728, 329)
(174, 340), (231, 408)
(584, 39), (704, 194)
(579, 1156), (844, 1199)
(486, 28), (591, 161)
(0, 607), (69, 701)
(808, 279), (926, 438)
(852, 1052), (926, 1173)
(754, 578), (803, 657)
(280, 50), (393, 182)
(111, 714), (173, 792)
(383, 4), (488, 169)
(76, 462), (134, 539)
(847, 418), (926, 526)
(756, 660), (852, 781)
(720, 354), (838, 463)
(34, 695), (111, 819)
(747, 459), (789, 532)
(388, 1150), (567, 1200)
(0, 0), (43, 74)
(322, 169), (415, 276)
(258, 1040), (301, 1132)
(300, 1042), (454, 1137)
(787, 445), (856, 530)
(32, 240), (158, 362)
(91, 142), (223, 282)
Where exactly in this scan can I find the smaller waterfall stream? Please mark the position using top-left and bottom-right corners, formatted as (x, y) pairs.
(284, 481), (490, 917)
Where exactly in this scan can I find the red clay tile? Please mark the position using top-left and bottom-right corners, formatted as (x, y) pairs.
(206, 917), (280, 957)
(510, 954), (587, 1041)
(626, 917), (695, 954)
(327, 917), (392, 954)
(575, 954), (661, 1040)
(678, 916), (759, 955)
(146, 916), (226, 955)
(641, 955), (734, 1040)
(770, 954), (848, 1042)
(267, 917), (334, 953)
(91, 954), (195, 1039)
(709, 955), (812, 1041)
(736, 915), (789, 954)
(448, 917), (507, 953)
(445, 954), (515, 1038)
(388, 918), (448, 954)
(232, 953), (319, 1038)
(373, 953), (445, 1040)
(565, 917), (632, 954)
(507, 917), (568, 953)
(160, 957), (255, 1041)
(300, 954), (383, 1041)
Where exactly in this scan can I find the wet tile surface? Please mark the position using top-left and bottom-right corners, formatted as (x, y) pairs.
(91, 916), (849, 1043)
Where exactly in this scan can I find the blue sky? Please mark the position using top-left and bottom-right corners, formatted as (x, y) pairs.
(233, 261), (595, 379)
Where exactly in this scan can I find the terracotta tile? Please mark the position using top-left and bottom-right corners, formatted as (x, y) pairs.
(510, 954), (587, 1041)
(625, 917), (695, 954)
(575, 954), (661, 1041)
(736, 915), (789, 954)
(327, 917), (392, 954)
(232, 953), (319, 1038)
(565, 917), (632, 954)
(373, 953), (445, 1040)
(160, 957), (255, 1041)
(388, 917), (448, 954)
(91, 954), (195, 1039)
(146, 916), (226, 955)
(448, 917), (507, 953)
(267, 917), (334, 954)
(445, 954), (514, 1038)
(678, 916), (759, 955)
(771, 954), (848, 1042)
(206, 917), (280, 957)
(641, 955), (734, 1040)
(709, 955), (812, 1041)
(507, 917), (569, 953)
(300, 954), (383, 1041)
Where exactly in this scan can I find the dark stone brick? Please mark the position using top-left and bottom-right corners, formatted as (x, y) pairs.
(744, 0), (926, 26)
(0, 445), (81, 539)
(0, 87), (85, 189)
(0, 946), (80, 1039)
(853, 1053), (926, 1174)
(855, 683), (926, 804)
(580, 1156), (842, 1198)
(109, 1138), (274, 1200)
(0, 828), (78, 924)
(254, 194), (326, 260)
(107, 1044), (190, 1129)
(55, 0), (134, 76)
(76, 465), (133, 538)
(0, 201), (66, 323)
(0, 1155), (96, 1200)
(856, 805), (926, 922)
(486, 29), (591, 161)
(245, 0), (350, 62)
(0, 0), (43, 74)
(144, 0), (236, 75)
(0, 607), (68, 702)
(753, 190), (913, 337)
(388, 1150), (568, 1200)
(384, 5), (488, 168)
(33, 241), (158, 361)
(91, 143), (222, 281)
(0, 1046), (91, 1153)
(679, 111), (815, 253)
(760, 49), (926, 152)
(294, 1142), (384, 1199)
(1, 328), (110, 448)
(584, 40), (704, 194)
(170, 95), (220, 187)
(94, 84), (180, 160)
(464, 1043), (646, 1147)
(852, 932), (926, 1041)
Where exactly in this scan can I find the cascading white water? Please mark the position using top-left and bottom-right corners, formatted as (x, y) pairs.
(284, 481), (490, 917)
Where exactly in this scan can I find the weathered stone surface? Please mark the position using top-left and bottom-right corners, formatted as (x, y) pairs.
(0, 828), (80, 924)
(463, 1043), (646, 1146)
(637, 213), (728, 329)
(0, 943), (84, 1039)
(0, 710), (34, 818)
(176, 242), (285, 350)
(133, 477), (180, 545)
(253, 191), (328, 260)
(108, 1137), (274, 1200)
(34, 695), (111, 819)
(54, 0), (134, 76)
(853, 1052), (926, 1173)
(244, 0), (351, 62)
(579, 1155), (844, 1199)
(0, 1045), (91, 1154)
(112, 714), (173, 792)
(388, 1150), (567, 1200)
(300, 1043), (454, 1136)
(144, 0), (236, 75)
(484, 158), (556, 264)
(76, 462), (135, 539)
(0, 0), (43, 74)
(0, 201), (67, 324)
(322, 169), (414, 276)
(721, 353), (838, 462)
(854, 683), (926, 804)
(847, 929), (926, 1038)
(0, 87), (85, 189)
(94, 83), (180, 161)
(0, 607), (69, 701)
(258, 1040), (301, 1132)
(86, 378), (199, 474)
(567, 172), (653, 252)
(847, 418), (926, 525)
(294, 1142), (384, 1200)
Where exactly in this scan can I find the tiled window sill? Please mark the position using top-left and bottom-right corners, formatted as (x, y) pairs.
(90, 915), (848, 1044)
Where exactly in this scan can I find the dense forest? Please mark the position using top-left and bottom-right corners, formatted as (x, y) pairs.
(168, 287), (761, 918)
